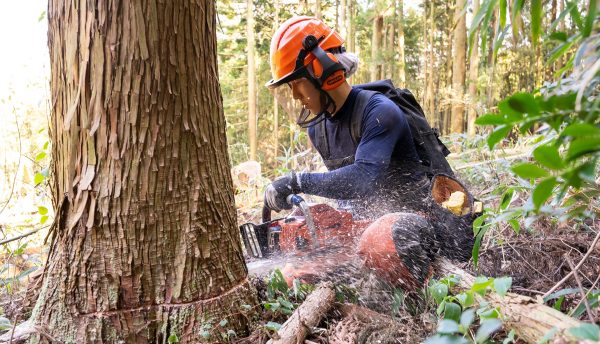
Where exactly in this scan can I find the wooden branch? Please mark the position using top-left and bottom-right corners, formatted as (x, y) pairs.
(0, 226), (48, 246)
(267, 283), (335, 344)
(436, 258), (585, 343)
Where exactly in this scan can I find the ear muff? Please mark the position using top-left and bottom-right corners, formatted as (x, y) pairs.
(310, 53), (346, 91)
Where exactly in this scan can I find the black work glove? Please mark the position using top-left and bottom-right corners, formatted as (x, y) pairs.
(264, 171), (302, 212)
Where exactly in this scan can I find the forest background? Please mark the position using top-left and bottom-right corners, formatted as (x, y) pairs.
(0, 0), (598, 341)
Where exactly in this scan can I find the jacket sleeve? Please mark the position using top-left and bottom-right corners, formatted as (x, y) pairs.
(300, 96), (413, 200)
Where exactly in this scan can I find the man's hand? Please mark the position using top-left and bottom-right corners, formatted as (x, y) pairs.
(264, 172), (302, 212)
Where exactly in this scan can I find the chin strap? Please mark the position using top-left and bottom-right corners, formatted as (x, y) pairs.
(298, 89), (338, 128)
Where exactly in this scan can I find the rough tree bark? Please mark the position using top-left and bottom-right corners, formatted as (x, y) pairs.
(451, 0), (467, 133)
(29, 1), (255, 342)
(247, 0), (257, 161)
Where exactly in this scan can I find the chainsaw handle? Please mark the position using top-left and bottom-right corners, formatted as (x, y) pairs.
(262, 194), (304, 223)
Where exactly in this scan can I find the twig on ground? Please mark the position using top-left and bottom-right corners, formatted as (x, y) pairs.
(0, 226), (49, 246)
(9, 313), (17, 344)
(543, 230), (600, 299)
(571, 273), (600, 320)
(565, 256), (595, 322)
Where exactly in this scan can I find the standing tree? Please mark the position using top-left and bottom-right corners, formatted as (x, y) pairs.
(28, 1), (254, 342)
(247, 0), (258, 161)
(451, 0), (467, 133)
(467, 0), (480, 136)
(397, 0), (406, 85)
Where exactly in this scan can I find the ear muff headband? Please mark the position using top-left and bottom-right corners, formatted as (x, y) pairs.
(301, 35), (346, 90)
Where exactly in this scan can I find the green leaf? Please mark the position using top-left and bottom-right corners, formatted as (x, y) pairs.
(265, 321), (282, 331)
(553, 295), (565, 310)
(0, 316), (12, 331)
(38, 206), (48, 215)
(562, 123), (600, 137)
(493, 276), (512, 296)
(200, 330), (211, 339)
(508, 219), (520, 234)
(460, 308), (475, 329)
(219, 319), (228, 327)
(503, 329), (516, 344)
(168, 334), (179, 343)
(430, 283), (449, 304)
(566, 137), (600, 161)
(35, 152), (46, 161)
(507, 93), (539, 115)
(43, 141), (49, 150)
(547, 38), (577, 66)
(530, 0), (542, 46)
(583, 0), (597, 37)
(499, 188), (515, 210)
(544, 288), (579, 302)
(487, 125), (512, 149)
(511, 0), (524, 41)
(472, 277), (493, 294)
(548, 32), (568, 42)
(40, 215), (49, 224)
(478, 307), (501, 319)
(571, 290), (599, 318)
(277, 297), (294, 310)
(568, 323), (600, 341)
(533, 145), (564, 170)
(437, 319), (460, 334)
(498, 99), (523, 120)
(456, 292), (475, 308)
(425, 334), (468, 344)
(476, 319), (502, 343)
(499, 0), (507, 28)
(472, 224), (490, 268)
(539, 327), (558, 344)
(444, 302), (462, 322)
(34, 172), (45, 185)
(532, 177), (557, 209)
(567, 0), (583, 30)
(475, 114), (507, 125)
(511, 163), (550, 179)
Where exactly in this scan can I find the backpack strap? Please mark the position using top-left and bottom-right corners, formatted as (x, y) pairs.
(350, 90), (378, 145)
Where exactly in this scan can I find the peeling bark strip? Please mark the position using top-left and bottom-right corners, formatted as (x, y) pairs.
(33, 1), (255, 342)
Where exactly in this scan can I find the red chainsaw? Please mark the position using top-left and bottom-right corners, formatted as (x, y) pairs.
(239, 175), (480, 289)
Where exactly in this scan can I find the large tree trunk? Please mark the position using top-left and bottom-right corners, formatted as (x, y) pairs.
(451, 0), (467, 133)
(247, 0), (257, 161)
(32, 1), (255, 342)
(467, 0), (480, 137)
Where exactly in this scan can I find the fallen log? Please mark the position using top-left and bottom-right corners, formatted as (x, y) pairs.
(436, 258), (587, 343)
(267, 283), (336, 344)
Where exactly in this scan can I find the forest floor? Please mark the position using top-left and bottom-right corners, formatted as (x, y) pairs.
(0, 137), (598, 343)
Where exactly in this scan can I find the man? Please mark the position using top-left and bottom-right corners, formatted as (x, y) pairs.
(264, 16), (429, 219)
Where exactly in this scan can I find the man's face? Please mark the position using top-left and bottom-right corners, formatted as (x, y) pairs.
(289, 78), (322, 116)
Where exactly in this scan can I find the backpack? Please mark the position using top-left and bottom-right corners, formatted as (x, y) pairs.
(352, 79), (454, 177)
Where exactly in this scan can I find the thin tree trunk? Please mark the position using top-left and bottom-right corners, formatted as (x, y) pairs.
(33, 1), (255, 342)
(451, 0), (467, 133)
(247, 0), (257, 161)
(387, 6), (396, 80)
(371, 14), (384, 81)
(427, 0), (435, 127)
(397, 0), (406, 85)
(467, 0), (480, 137)
(339, 0), (346, 38)
(315, 0), (321, 19)
(273, 0), (280, 160)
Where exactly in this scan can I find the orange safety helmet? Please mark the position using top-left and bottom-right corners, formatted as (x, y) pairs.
(266, 16), (346, 91)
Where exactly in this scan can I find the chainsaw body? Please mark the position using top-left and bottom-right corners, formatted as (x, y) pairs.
(240, 202), (370, 258)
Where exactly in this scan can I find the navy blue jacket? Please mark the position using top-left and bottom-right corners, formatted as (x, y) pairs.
(300, 87), (421, 200)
